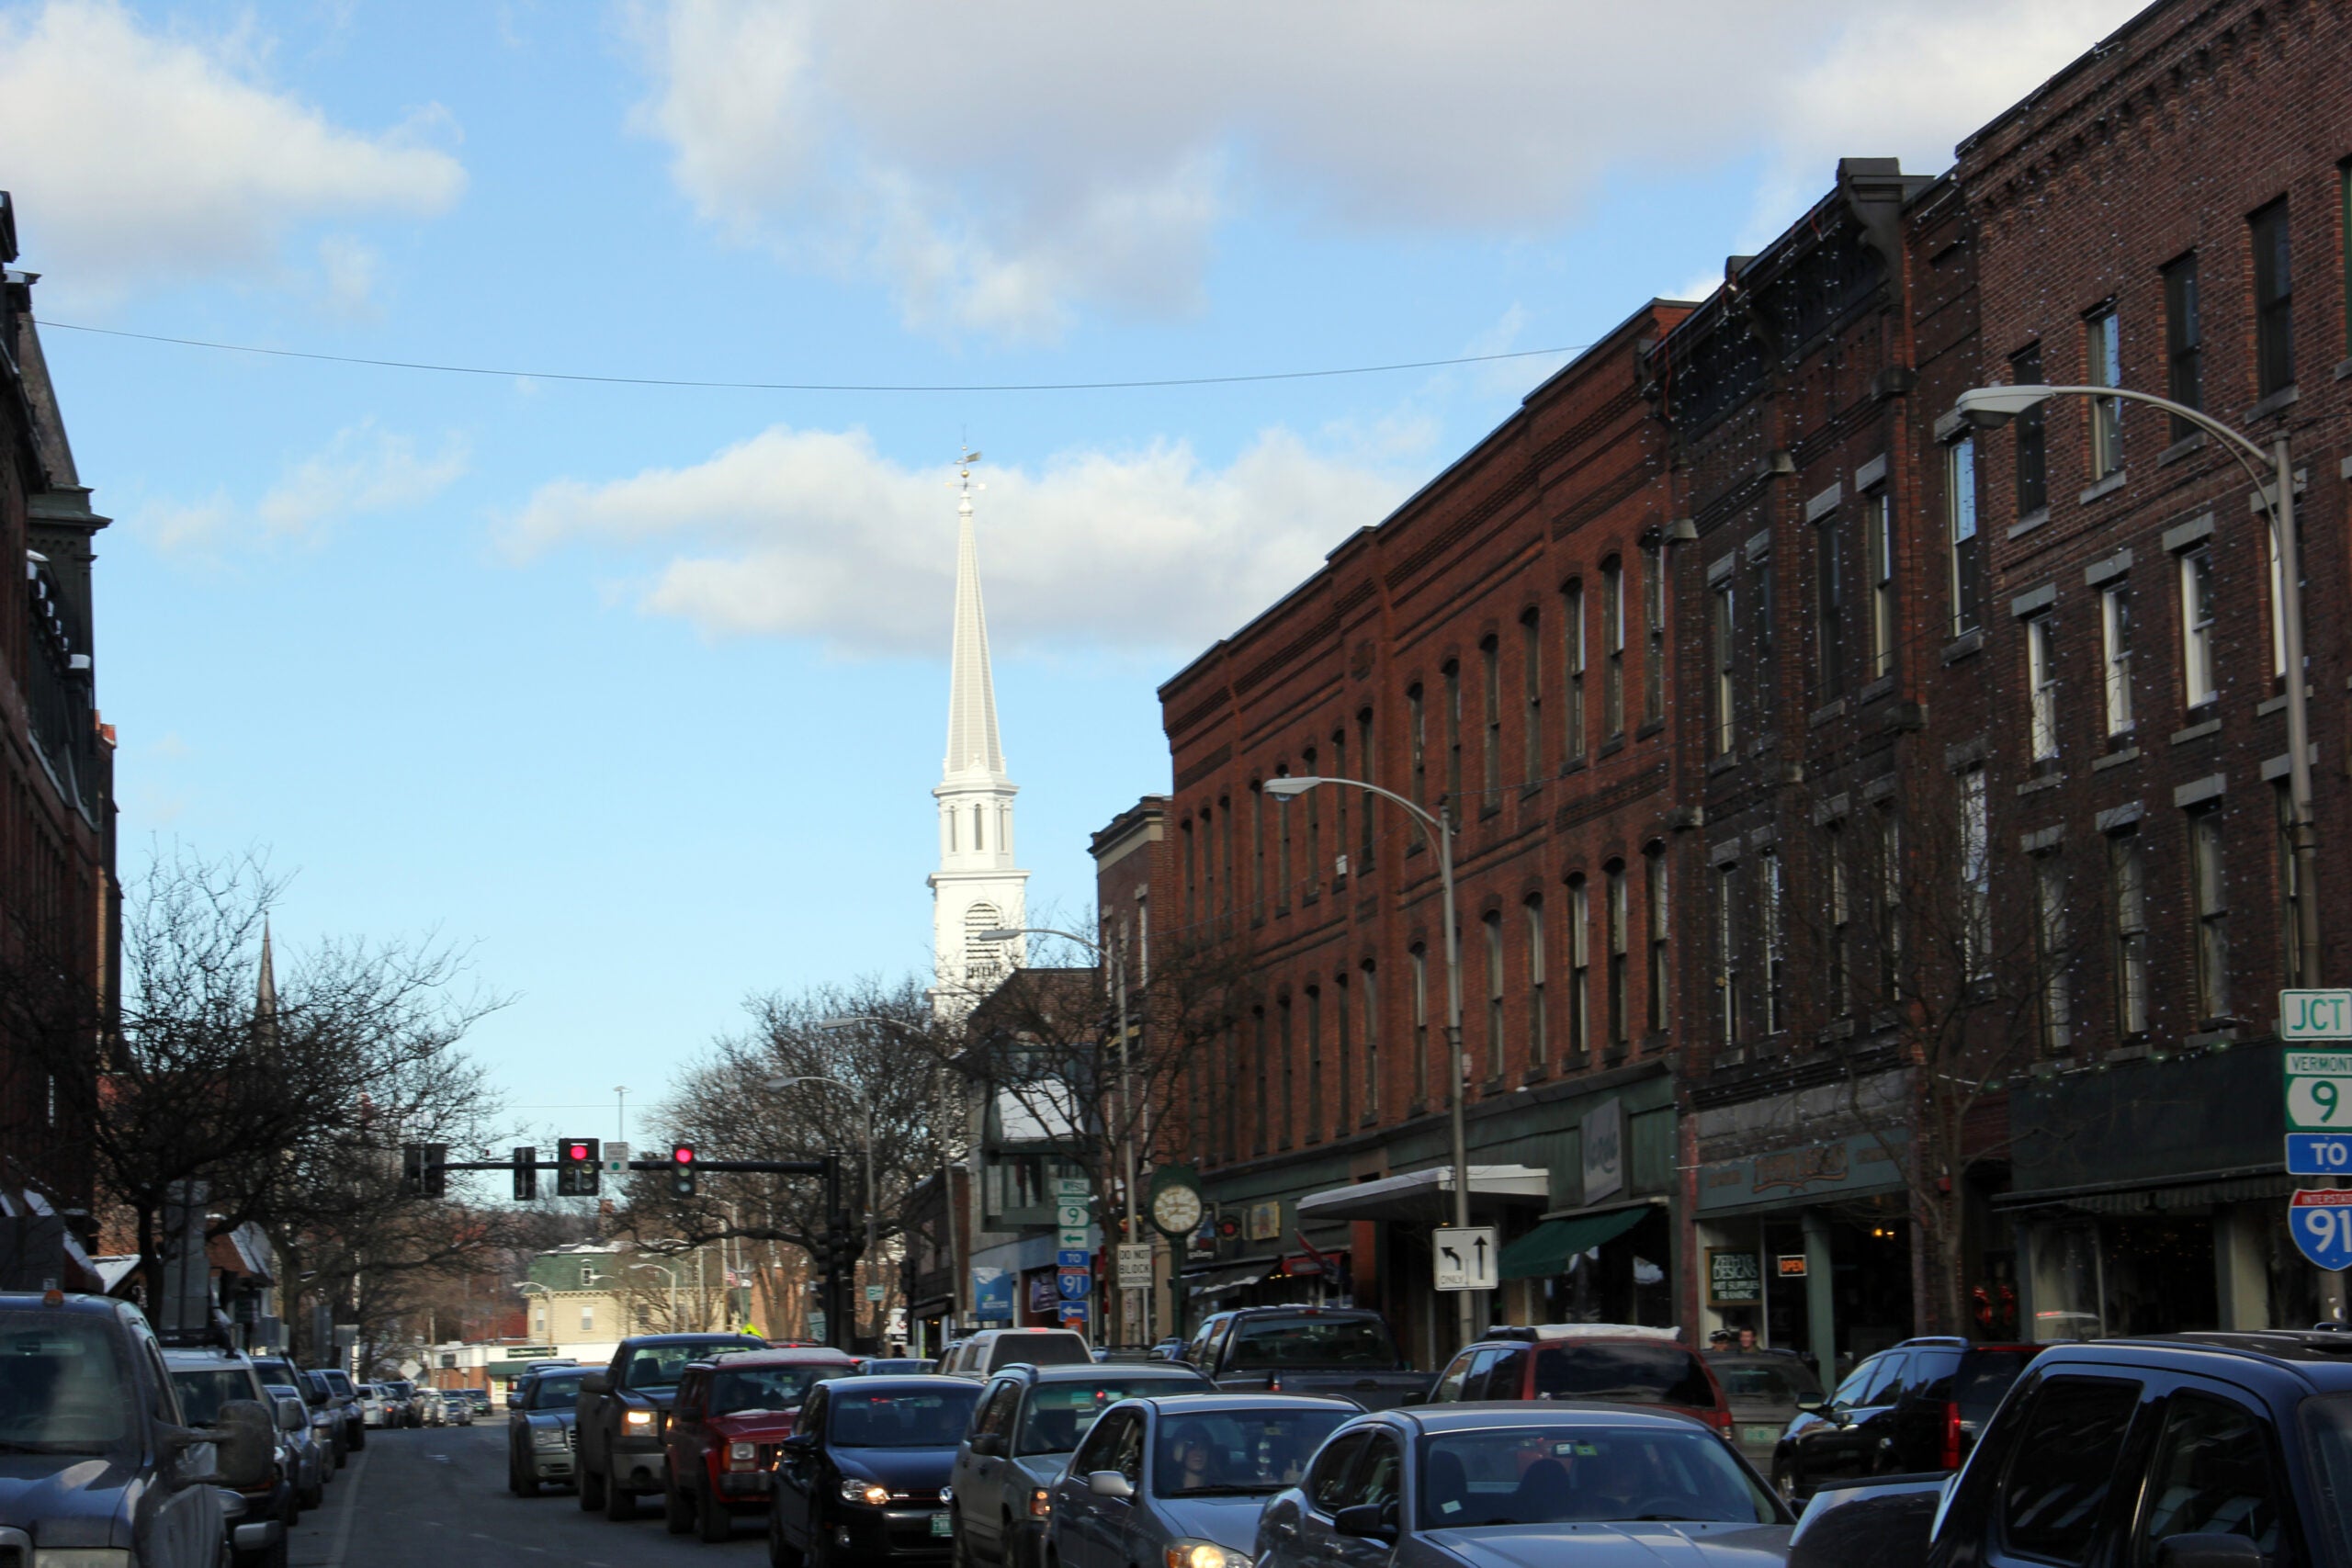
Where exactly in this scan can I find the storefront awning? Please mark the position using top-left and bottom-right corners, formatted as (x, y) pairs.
(1295, 1165), (1550, 1224)
(1499, 1206), (1650, 1280)
(1186, 1261), (1273, 1299)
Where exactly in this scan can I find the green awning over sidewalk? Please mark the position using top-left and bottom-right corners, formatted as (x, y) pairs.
(1498, 1206), (1649, 1280)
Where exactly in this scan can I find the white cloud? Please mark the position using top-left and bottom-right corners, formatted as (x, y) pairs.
(506, 426), (1414, 657)
(139, 422), (467, 554)
(316, 234), (383, 318)
(0, 0), (465, 302)
(629, 0), (2144, 336)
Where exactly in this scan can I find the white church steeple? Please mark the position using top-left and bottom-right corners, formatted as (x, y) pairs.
(929, 451), (1028, 1015)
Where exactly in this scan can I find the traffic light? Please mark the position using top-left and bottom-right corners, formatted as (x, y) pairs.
(512, 1146), (538, 1201)
(556, 1137), (600, 1197)
(400, 1144), (447, 1199)
(670, 1144), (696, 1198)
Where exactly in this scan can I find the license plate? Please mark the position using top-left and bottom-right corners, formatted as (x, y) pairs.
(930, 1513), (953, 1538)
(1743, 1425), (1781, 1446)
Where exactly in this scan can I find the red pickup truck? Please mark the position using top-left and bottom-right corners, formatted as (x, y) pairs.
(660, 1348), (858, 1543)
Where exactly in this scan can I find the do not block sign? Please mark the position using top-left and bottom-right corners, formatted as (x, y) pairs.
(2290, 1190), (2352, 1271)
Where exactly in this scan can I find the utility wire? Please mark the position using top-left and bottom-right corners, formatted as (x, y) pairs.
(40, 319), (1589, 395)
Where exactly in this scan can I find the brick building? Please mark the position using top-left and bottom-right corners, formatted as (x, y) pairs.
(1955, 0), (2352, 1337)
(1149, 301), (1692, 1368)
(0, 192), (117, 1282)
(1103, 0), (2352, 1366)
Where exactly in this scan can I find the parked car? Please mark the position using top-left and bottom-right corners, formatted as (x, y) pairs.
(938, 1328), (1094, 1381)
(509, 1364), (592, 1495)
(306, 1366), (366, 1451)
(261, 1382), (329, 1509)
(1426, 1325), (1735, 1438)
(575, 1331), (766, 1520)
(1706, 1350), (1824, 1471)
(358, 1384), (390, 1428)
(949, 1362), (1216, 1568)
(417, 1389), (447, 1427)
(164, 1345), (300, 1567)
(1787, 1330), (2352, 1567)
(380, 1378), (421, 1427)
(859, 1358), (937, 1376)
(1182, 1307), (1434, 1410)
(1770, 1336), (2043, 1499)
(254, 1358), (344, 1472)
(1252, 1401), (1792, 1567)
(767, 1374), (982, 1566)
(1148, 1338), (1184, 1362)
(447, 1390), (474, 1426)
(662, 1347), (857, 1541)
(464, 1388), (495, 1417)
(0, 1293), (274, 1568)
(1046, 1393), (1358, 1568)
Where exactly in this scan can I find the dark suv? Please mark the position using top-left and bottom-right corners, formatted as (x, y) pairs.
(1429, 1325), (1735, 1438)
(1771, 1336), (2044, 1498)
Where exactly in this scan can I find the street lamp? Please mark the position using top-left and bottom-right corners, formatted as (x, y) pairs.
(1265, 774), (1477, 1349)
(1952, 383), (2319, 987)
(768, 1058), (881, 1346)
(978, 923), (1143, 1348)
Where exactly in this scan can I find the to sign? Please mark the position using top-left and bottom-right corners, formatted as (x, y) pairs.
(2285, 1051), (2352, 1130)
(1115, 1244), (1153, 1290)
(1433, 1225), (1498, 1292)
(2288, 1134), (2352, 1177)
(2291, 1190), (2352, 1271)
(2283, 990), (2352, 1041)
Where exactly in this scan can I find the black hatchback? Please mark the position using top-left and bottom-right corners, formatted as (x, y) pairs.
(1770, 1337), (2046, 1498)
(767, 1374), (981, 1567)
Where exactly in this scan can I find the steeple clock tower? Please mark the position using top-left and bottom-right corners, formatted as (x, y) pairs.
(929, 452), (1028, 1016)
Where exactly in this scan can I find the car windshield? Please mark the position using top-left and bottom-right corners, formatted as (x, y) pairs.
(0, 1315), (133, 1452)
(1152, 1408), (1353, 1496)
(624, 1342), (752, 1390)
(1419, 1424), (1781, 1529)
(321, 1372), (354, 1397)
(828, 1386), (980, 1449)
(709, 1365), (848, 1415)
(1710, 1359), (1820, 1405)
(986, 1334), (1091, 1371)
(1533, 1344), (1716, 1408)
(1227, 1316), (1397, 1371)
(1014, 1377), (1202, 1455)
(172, 1367), (257, 1427)
(530, 1373), (586, 1408)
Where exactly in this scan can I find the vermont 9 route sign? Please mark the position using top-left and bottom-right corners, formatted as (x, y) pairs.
(2291, 1190), (2352, 1271)
(2284, 1050), (2352, 1132)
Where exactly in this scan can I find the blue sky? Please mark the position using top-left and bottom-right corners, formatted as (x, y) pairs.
(3, 0), (2144, 1148)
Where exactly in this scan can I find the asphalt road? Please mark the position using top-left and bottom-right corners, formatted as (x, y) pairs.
(291, 1425), (769, 1568)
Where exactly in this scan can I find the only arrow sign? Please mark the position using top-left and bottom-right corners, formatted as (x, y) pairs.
(1434, 1224), (1498, 1292)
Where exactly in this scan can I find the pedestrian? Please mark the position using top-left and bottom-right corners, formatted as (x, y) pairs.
(1737, 1327), (1758, 1351)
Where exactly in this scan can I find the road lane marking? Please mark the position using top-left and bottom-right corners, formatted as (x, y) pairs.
(319, 1446), (367, 1568)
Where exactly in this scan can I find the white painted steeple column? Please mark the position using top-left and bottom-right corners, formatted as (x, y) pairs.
(929, 451), (1028, 1017)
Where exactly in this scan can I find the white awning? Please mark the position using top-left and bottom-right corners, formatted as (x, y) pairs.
(1186, 1261), (1273, 1299)
(1294, 1164), (1551, 1224)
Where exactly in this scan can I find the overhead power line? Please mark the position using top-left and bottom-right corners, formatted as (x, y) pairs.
(40, 319), (1589, 395)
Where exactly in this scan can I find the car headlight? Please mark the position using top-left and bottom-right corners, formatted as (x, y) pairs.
(35, 1552), (136, 1568)
(533, 1427), (569, 1449)
(623, 1409), (654, 1428)
(839, 1479), (891, 1506)
(1166, 1546), (1249, 1568)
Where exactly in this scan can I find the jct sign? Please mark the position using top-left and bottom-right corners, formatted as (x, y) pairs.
(2282, 990), (2352, 1041)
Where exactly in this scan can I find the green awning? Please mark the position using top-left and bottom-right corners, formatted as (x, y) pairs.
(1499, 1206), (1650, 1280)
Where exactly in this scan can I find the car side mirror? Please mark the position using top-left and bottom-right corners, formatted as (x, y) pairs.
(275, 1396), (306, 1432)
(204, 1402), (277, 1490)
(2153, 1537), (2266, 1568)
(1085, 1470), (1134, 1499)
(1396, 1390), (1429, 1406)
(580, 1372), (611, 1395)
(1332, 1502), (1398, 1542)
(970, 1433), (1006, 1458)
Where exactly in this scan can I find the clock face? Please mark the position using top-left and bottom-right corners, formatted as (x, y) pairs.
(1151, 1184), (1204, 1235)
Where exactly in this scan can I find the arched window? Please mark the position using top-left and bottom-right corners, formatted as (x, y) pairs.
(963, 902), (1004, 983)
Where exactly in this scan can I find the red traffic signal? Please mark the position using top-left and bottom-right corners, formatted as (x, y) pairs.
(557, 1137), (601, 1197)
(671, 1143), (697, 1196)
(673, 1145), (695, 1164)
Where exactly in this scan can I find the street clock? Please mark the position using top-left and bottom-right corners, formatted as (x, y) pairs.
(1148, 1165), (1204, 1237)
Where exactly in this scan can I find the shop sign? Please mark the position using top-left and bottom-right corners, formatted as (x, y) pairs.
(1776, 1255), (1809, 1280)
(1707, 1248), (1762, 1306)
(1246, 1200), (1283, 1243)
(972, 1268), (1012, 1323)
(1697, 1129), (1909, 1213)
(1583, 1100), (1625, 1204)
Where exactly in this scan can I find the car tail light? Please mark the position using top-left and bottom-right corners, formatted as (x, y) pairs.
(1942, 1401), (1963, 1469)
(1712, 1407), (1734, 1435)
